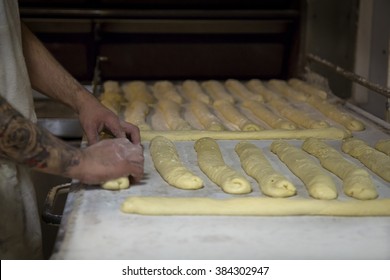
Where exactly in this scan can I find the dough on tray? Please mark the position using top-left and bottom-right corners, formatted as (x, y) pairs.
(194, 137), (252, 194)
(124, 100), (151, 130)
(342, 138), (390, 182)
(375, 139), (390, 156)
(155, 99), (192, 130)
(102, 177), (130, 190)
(201, 80), (235, 103)
(271, 140), (338, 200)
(302, 138), (377, 200)
(235, 141), (296, 197)
(288, 78), (328, 100)
(225, 79), (263, 102)
(267, 79), (308, 102)
(213, 99), (263, 131)
(122, 80), (155, 104)
(120, 196), (390, 216)
(182, 80), (211, 104)
(188, 100), (225, 131)
(150, 136), (203, 190)
(153, 80), (183, 104)
(246, 79), (279, 102)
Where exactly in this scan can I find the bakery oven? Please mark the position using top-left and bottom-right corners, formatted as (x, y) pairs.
(19, 0), (390, 259)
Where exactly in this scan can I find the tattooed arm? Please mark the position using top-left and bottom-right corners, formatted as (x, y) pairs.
(20, 23), (140, 145)
(0, 96), (144, 184)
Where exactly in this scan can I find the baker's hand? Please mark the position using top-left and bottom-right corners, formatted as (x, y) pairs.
(68, 138), (144, 185)
(78, 98), (141, 145)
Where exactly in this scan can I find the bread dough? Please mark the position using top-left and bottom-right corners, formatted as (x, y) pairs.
(121, 196), (390, 216)
(103, 80), (121, 93)
(241, 100), (296, 130)
(102, 177), (130, 190)
(188, 100), (225, 131)
(201, 80), (235, 103)
(153, 80), (183, 104)
(306, 95), (365, 131)
(194, 137), (251, 194)
(302, 138), (377, 200)
(100, 98), (120, 115)
(124, 100), (151, 130)
(150, 136), (203, 190)
(182, 80), (211, 104)
(213, 99), (263, 131)
(342, 138), (390, 182)
(288, 78), (328, 100)
(122, 81), (155, 104)
(271, 140), (338, 199)
(235, 141), (296, 197)
(140, 127), (351, 141)
(268, 79), (308, 102)
(246, 79), (279, 102)
(375, 139), (390, 156)
(155, 99), (192, 130)
(225, 79), (263, 102)
(268, 97), (329, 129)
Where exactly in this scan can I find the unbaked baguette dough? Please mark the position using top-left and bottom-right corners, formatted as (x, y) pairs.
(375, 139), (390, 156)
(246, 79), (279, 102)
(122, 81), (155, 104)
(306, 95), (365, 131)
(288, 78), (328, 100)
(153, 80), (183, 104)
(302, 138), (377, 200)
(102, 177), (130, 190)
(342, 138), (390, 182)
(271, 140), (338, 199)
(150, 136), (203, 190)
(155, 99), (192, 130)
(267, 79), (308, 102)
(140, 127), (351, 141)
(213, 99), (263, 131)
(100, 98), (120, 115)
(241, 100), (296, 130)
(182, 80), (211, 104)
(124, 100), (151, 130)
(235, 141), (296, 197)
(225, 79), (263, 102)
(120, 196), (390, 216)
(201, 80), (235, 103)
(103, 80), (121, 93)
(194, 137), (252, 194)
(268, 97), (329, 129)
(188, 100), (225, 131)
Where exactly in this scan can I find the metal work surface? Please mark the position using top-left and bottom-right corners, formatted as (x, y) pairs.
(51, 104), (390, 260)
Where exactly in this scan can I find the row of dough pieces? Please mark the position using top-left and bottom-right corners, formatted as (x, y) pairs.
(149, 136), (390, 200)
(99, 78), (365, 132)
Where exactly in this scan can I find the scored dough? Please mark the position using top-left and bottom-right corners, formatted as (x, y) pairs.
(124, 100), (151, 130)
(155, 99), (192, 130)
(235, 141), (296, 197)
(140, 127), (351, 141)
(241, 100), (296, 130)
(342, 138), (390, 182)
(150, 136), (203, 190)
(122, 81), (155, 104)
(182, 80), (211, 104)
(302, 138), (377, 200)
(120, 196), (390, 216)
(153, 80), (183, 104)
(194, 137), (252, 194)
(201, 80), (235, 103)
(225, 79), (263, 102)
(188, 100), (225, 131)
(102, 177), (130, 190)
(213, 99), (263, 131)
(271, 140), (338, 200)
(375, 139), (390, 156)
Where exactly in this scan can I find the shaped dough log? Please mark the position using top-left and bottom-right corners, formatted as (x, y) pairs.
(188, 101), (225, 131)
(375, 139), (390, 156)
(153, 80), (183, 104)
(182, 80), (211, 104)
(268, 79), (308, 102)
(121, 196), (390, 216)
(122, 81), (155, 104)
(155, 99), (192, 130)
(235, 141), (296, 197)
(342, 138), (390, 182)
(288, 78), (328, 100)
(246, 79), (279, 102)
(201, 80), (235, 103)
(241, 100), (296, 130)
(213, 100), (263, 131)
(102, 177), (130, 190)
(150, 136), (203, 190)
(140, 127), (351, 141)
(302, 138), (377, 200)
(271, 140), (338, 200)
(194, 137), (251, 194)
(225, 79), (263, 102)
(124, 100), (151, 130)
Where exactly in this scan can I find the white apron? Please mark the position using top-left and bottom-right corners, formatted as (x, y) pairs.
(0, 0), (42, 259)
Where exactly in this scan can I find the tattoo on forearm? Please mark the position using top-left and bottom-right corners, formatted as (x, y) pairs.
(0, 96), (80, 174)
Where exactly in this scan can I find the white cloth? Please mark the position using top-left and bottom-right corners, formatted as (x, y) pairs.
(0, 0), (42, 259)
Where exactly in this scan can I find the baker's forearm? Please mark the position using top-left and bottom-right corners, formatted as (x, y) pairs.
(0, 96), (81, 177)
(20, 23), (94, 115)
